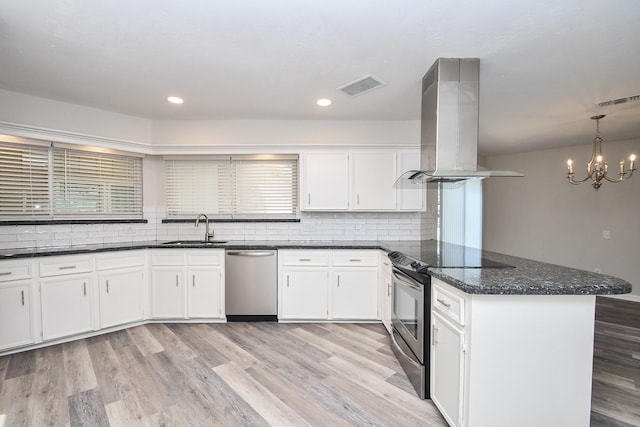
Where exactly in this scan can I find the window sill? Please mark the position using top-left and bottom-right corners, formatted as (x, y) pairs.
(162, 218), (300, 223)
(0, 219), (148, 226)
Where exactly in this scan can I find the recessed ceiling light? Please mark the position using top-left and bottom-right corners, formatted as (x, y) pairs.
(317, 98), (332, 107)
(167, 96), (184, 104)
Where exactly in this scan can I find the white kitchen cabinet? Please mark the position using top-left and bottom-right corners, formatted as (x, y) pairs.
(379, 252), (392, 333)
(187, 267), (222, 318)
(279, 250), (330, 320)
(431, 277), (597, 427)
(151, 268), (185, 318)
(278, 249), (379, 321)
(432, 311), (465, 427)
(330, 269), (378, 319)
(0, 282), (33, 351)
(96, 251), (145, 329)
(280, 269), (329, 319)
(98, 269), (145, 328)
(150, 249), (225, 320)
(397, 149), (424, 211)
(302, 152), (349, 210)
(351, 151), (396, 211)
(0, 261), (35, 351)
(41, 273), (94, 341)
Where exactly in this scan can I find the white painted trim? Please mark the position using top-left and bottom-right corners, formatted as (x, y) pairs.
(0, 120), (154, 154)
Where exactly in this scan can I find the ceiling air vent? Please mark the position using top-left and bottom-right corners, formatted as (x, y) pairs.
(338, 74), (386, 96)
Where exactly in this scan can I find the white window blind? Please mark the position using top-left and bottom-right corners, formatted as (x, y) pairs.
(52, 148), (142, 218)
(166, 156), (298, 219)
(0, 142), (50, 218)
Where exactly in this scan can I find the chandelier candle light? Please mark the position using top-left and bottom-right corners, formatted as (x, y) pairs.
(566, 114), (636, 190)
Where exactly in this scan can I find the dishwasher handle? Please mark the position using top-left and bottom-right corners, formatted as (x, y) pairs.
(226, 250), (275, 257)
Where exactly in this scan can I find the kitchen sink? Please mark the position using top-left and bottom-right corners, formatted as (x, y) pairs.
(161, 240), (228, 245)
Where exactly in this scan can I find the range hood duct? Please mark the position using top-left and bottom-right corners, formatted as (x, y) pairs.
(396, 58), (522, 188)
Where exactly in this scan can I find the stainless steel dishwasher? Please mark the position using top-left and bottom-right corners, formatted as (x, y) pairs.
(225, 249), (277, 321)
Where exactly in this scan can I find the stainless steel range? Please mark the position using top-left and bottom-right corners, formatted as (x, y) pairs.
(388, 243), (514, 400)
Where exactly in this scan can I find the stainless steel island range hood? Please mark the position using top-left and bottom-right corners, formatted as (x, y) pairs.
(396, 58), (522, 187)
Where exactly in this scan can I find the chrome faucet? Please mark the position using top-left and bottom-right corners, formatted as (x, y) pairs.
(195, 213), (215, 242)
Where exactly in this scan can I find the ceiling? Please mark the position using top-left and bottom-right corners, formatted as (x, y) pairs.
(1, 0), (639, 154)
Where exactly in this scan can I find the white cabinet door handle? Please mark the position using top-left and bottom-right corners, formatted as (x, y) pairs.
(337, 275), (340, 287)
(83, 282), (86, 296)
(432, 325), (438, 345)
(176, 275), (179, 287)
(106, 280), (109, 294)
(59, 265), (77, 270)
(193, 274), (196, 287)
(286, 275), (290, 287)
(308, 194), (311, 205)
(21, 290), (25, 306)
(437, 298), (451, 308)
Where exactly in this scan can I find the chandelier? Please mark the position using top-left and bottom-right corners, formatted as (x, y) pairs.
(566, 114), (636, 190)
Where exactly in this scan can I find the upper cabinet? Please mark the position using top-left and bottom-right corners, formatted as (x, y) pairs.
(351, 152), (396, 210)
(301, 149), (423, 212)
(302, 152), (350, 210)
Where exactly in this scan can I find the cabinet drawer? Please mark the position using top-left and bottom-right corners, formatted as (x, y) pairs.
(0, 261), (32, 282)
(40, 256), (93, 277)
(331, 250), (378, 267)
(151, 251), (185, 266)
(280, 251), (329, 266)
(187, 251), (223, 266)
(96, 251), (146, 270)
(433, 281), (466, 326)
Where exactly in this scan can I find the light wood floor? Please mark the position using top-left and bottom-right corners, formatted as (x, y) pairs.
(591, 297), (640, 427)
(0, 322), (446, 426)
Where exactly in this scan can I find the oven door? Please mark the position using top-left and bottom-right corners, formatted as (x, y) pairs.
(391, 267), (425, 364)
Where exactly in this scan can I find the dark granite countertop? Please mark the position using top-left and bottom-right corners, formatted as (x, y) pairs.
(0, 239), (631, 296)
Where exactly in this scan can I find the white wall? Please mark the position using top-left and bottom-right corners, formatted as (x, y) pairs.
(0, 89), (153, 145)
(151, 119), (419, 149)
(483, 138), (640, 295)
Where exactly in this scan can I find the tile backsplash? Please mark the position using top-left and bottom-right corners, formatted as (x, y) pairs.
(0, 208), (434, 250)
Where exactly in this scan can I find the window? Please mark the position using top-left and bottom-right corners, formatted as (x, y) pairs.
(0, 138), (143, 220)
(165, 155), (298, 219)
(52, 147), (142, 218)
(0, 141), (50, 217)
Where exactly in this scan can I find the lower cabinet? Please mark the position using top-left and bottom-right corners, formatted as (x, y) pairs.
(278, 249), (379, 321)
(281, 269), (329, 319)
(330, 269), (378, 319)
(150, 250), (224, 320)
(379, 253), (392, 333)
(151, 268), (185, 318)
(0, 282), (33, 351)
(187, 267), (222, 318)
(431, 311), (465, 427)
(41, 274), (94, 341)
(98, 269), (145, 328)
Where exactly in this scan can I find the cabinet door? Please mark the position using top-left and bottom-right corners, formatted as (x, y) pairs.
(41, 274), (94, 341)
(397, 150), (424, 211)
(379, 259), (392, 333)
(151, 268), (185, 318)
(352, 152), (396, 210)
(431, 311), (465, 427)
(0, 283), (33, 350)
(331, 269), (379, 319)
(187, 268), (222, 318)
(280, 269), (328, 319)
(99, 269), (144, 329)
(302, 152), (349, 210)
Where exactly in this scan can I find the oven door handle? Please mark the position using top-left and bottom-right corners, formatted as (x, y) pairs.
(391, 330), (422, 369)
(392, 270), (424, 292)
